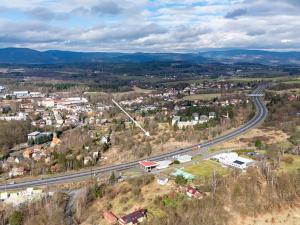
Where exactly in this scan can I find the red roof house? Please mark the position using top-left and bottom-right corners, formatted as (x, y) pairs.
(186, 186), (203, 199)
(119, 209), (147, 225)
(139, 161), (158, 172)
(288, 95), (297, 101)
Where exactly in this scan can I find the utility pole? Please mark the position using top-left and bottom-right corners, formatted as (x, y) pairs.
(112, 99), (150, 137)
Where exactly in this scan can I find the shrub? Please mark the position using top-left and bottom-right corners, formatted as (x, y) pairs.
(9, 210), (23, 225)
(255, 139), (263, 148)
(173, 160), (180, 164)
(91, 183), (106, 198)
(175, 175), (188, 185)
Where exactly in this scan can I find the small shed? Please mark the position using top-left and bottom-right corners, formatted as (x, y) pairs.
(103, 211), (118, 224)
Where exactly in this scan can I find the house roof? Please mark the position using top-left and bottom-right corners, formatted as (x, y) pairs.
(139, 161), (158, 167)
(120, 209), (146, 224)
(187, 186), (198, 195)
(28, 131), (40, 136)
(103, 211), (118, 223)
(200, 115), (208, 120)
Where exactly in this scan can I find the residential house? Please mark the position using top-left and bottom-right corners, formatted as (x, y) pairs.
(13, 91), (29, 98)
(84, 156), (93, 166)
(192, 113), (199, 121)
(30, 92), (44, 98)
(9, 167), (25, 177)
(177, 121), (193, 129)
(28, 131), (41, 142)
(288, 95), (297, 102)
(119, 209), (147, 225)
(186, 186), (203, 199)
(40, 99), (55, 108)
(209, 112), (216, 120)
(0, 192), (8, 201)
(92, 151), (99, 159)
(171, 116), (181, 126)
(199, 115), (209, 124)
(157, 177), (169, 185)
(101, 136), (109, 144)
(27, 131), (53, 145)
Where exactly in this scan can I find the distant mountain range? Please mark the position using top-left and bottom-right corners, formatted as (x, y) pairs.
(0, 47), (300, 65)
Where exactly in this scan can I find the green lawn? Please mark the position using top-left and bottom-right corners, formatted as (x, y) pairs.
(184, 160), (229, 178)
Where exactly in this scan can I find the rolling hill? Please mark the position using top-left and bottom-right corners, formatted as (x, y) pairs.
(0, 47), (299, 65)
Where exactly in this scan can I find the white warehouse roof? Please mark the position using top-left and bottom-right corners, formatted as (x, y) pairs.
(212, 152), (254, 170)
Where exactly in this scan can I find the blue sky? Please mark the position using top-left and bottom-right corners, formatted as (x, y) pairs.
(0, 0), (299, 52)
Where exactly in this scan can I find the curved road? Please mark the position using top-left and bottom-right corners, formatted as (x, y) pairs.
(0, 86), (268, 190)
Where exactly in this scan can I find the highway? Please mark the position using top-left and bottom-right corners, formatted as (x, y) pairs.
(0, 86), (268, 190)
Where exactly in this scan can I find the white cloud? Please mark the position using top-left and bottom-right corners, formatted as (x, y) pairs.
(0, 0), (299, 51)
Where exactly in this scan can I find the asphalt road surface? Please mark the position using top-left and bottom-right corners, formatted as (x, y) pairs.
(0, 86), (268, 190)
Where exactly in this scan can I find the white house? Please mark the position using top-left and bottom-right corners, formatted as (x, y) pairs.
(0, 192), (8, 201)
(172, 116), (181, 126)
(13, 91), (29, 98)
(30, 92), (44, 98)
(212, 152), (254, 170)
(0, 85), (5, 92)
(41, 99), (55, 108)
(157, 177), (169, 185)
(199, 115), (209, 124)
(209, 112), (216, 120)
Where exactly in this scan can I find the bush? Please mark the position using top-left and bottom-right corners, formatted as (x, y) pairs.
(91, 183), (106, 198)
(255, 139), (263, 148)
(109, 172), (117, 185)
(175, 175), (188, 185)
(9, 210), (23, 225)
(173, 160), (180, 164)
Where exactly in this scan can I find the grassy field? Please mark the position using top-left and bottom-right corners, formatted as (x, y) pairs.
(183, 93), (221, 101)
(161, 75), (297, 87)
(111, 86), (153, 97)
(269, 88), (300, 95)
(184, 160), (229, 178)
(279, 154), (300, 173)
(283, 80), (300, 84)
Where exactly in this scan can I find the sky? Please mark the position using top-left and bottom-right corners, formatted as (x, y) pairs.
(0, 0), (299, 52)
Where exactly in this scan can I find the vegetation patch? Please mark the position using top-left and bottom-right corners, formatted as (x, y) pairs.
(184, 160), (229, 178)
